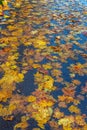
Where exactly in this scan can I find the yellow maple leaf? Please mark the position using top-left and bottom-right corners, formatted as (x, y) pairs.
(83, 124), (87, 130)
(38, 100), (54, 107)
(38, 78), (55, 91)
(14, 121), (28, 130)
(43, 63), (52, 69)
(58, 116), (74, 127)
(27, 95), (36, 102)
(63, 124), (72, 130)
(8, 104), (16, 112)
(33, 39), (47, 49)
(68, 105), (80, 114)
(3, 0), (8, 6)
(75, 115), (85, 126)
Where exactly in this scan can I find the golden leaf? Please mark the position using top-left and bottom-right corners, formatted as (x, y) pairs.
(68, 105), (80, 114)
(27, 95), (36, 102)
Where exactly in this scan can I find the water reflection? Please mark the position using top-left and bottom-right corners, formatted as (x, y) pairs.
(0, 0), (87, 130)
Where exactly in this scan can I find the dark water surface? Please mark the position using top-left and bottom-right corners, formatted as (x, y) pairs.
(0, 0), (87, 130)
